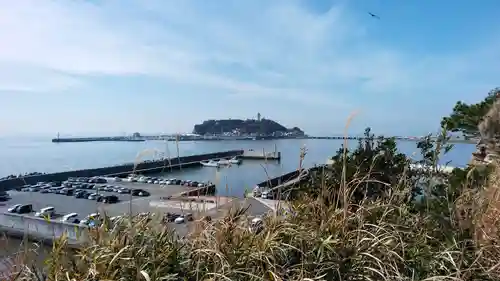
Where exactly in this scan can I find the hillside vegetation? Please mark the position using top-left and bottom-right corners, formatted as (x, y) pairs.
(193, 118), (304, 135)
(4, 89), (500, 280)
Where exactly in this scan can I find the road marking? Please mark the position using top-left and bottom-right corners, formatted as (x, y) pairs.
(149, 201), (217, 212)
(250, 196), (289, 213)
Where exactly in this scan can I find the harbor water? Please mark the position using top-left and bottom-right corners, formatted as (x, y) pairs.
(0, 137), (477, 266)
(0, 137), (476, 197)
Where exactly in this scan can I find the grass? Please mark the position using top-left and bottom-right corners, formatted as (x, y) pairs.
(2, 127), (500, 280)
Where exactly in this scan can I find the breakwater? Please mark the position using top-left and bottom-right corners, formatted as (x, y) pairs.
(255, 165), (324, 190)
(52, 137), (145, 143)
(0, 150), (243, 191)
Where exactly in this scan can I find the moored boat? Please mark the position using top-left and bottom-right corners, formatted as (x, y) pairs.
(229, 156), (242, 164)
(200, 160), (220, 167)
(218, 158), (231, 165)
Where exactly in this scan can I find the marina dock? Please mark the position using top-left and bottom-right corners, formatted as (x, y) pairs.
(242, 148), (281, 160)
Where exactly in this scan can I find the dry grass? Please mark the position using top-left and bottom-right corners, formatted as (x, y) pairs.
(6, 162), (500, 281)
(2, 173), (499, 280)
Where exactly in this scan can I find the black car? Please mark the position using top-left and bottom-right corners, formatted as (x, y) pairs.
(97, 195), (119, 204)
(18, 204), (33, 214)
(8, 204), (33, 214)
(74, 190), (89, 198)
(131, 189), (150, 197)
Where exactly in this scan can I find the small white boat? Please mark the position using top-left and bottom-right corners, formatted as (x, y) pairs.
(229, 156), (242, 165)
(200, 160), (220, 167)
(218, 158), (231, 165)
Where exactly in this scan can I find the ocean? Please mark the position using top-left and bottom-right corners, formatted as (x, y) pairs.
(0, 137), (476, 197)
(0, 137), (477, 264)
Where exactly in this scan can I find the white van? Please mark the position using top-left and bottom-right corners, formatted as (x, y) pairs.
(60, 213), (78, 223)
(35, 206), (55, 217)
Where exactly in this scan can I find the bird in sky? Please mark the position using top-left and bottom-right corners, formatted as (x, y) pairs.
(368, 12), (381, 20)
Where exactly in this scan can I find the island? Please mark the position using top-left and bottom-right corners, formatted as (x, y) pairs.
(192, 115), (305, 140)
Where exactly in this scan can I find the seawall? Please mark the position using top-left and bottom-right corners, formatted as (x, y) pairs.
(255, 165), (324, 190)
(0, 150), (243, 192)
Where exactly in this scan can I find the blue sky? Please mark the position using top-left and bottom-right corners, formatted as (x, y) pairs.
(0, 0), (499, 137)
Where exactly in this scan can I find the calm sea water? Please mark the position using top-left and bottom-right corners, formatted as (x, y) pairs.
(0, 137), (478, 260)
(0, 137), (476, 196)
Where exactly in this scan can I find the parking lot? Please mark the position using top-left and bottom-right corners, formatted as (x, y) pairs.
(0, 176), (274, 237)
(0, 182), (203, 220)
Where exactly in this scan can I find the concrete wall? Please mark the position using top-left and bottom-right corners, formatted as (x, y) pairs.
(255, 166), (324, 189)
(0, 213), (88, 245)
(256, 170), (302, 189)
(0, 150), (243, 192)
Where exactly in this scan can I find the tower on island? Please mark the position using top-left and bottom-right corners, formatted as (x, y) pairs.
(257, 112), (261, 122)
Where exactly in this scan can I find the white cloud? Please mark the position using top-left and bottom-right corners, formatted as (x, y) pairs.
(0, 1), (364, 97)
(0, 0), (498, 134)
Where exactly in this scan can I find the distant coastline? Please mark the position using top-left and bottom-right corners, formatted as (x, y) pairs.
(48, 134), (476, 144)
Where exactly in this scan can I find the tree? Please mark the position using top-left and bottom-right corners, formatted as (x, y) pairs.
(440, 87), (500, 138)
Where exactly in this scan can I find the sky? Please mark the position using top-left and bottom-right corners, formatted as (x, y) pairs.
(0, 0), (499, 137)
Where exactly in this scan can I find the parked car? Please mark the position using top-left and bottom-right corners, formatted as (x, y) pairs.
(49, 186), (63, 193)
(131, 189), (150, 197)
(35, 206), (55, 218)
(58, 188), (75, 196)
(90, 177), (106, 183)
(164, 212), (182, 222)
(60, 213), (79, 223)
(17, 204), (33, 214)
(40, 184), (52, 190)
(174, 216), (185, 224)
(97, 195), (119, 204)
(118, 188), (131, 194)
(74, 190), (89, 198)
(87, 193), (100, 200)
(80, 213), (100, 227)
(7, 204), (24, 213)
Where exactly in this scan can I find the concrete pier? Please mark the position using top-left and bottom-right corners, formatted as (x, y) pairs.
(242, 149), (281, 160)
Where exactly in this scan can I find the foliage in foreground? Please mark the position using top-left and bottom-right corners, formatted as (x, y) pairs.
(441, 87), (500, 138)
(3, 131), (500, 281)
